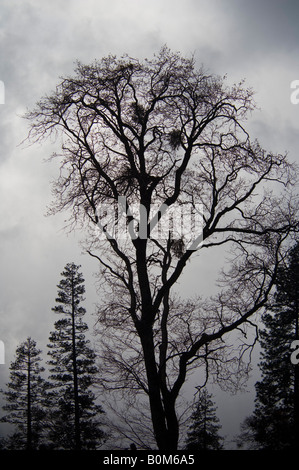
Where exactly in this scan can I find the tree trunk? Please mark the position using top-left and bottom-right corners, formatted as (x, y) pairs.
(139, 326), (179, 451)
(71, 274), (81, 451)
(135, 233), (180, 451)
(163, 394), (179, 450)
(27, 347), (32, 451)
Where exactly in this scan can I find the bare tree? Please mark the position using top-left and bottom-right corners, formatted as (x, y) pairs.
(25, 47), (298, 451)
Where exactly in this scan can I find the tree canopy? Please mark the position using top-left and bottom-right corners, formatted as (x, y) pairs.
(46, 263), (105, 450)
(0, 338), (47, 450)
(185, 389), (223, 451)
(238, 242), (299, 450)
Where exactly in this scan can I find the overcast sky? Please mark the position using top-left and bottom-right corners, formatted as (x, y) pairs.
(0, 0), (299, 448)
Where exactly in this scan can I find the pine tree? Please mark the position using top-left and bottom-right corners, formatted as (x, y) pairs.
(0, 338), (47, 450)
(238, 242), (299, 450)
(46, 262), (105, 450)
(276, 241), (299, 444)
(185, 389), (223, 451)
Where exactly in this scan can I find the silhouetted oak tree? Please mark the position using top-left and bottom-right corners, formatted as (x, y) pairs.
(0, 338), (47, 450)
(46, 262), (105, 450)
(26, 47), (298, 451)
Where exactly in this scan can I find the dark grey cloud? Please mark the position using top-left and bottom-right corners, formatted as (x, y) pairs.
(227, 0), (299, 52)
